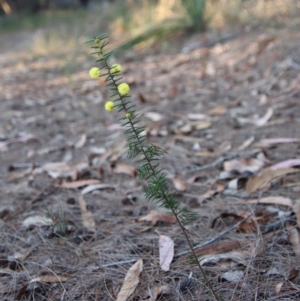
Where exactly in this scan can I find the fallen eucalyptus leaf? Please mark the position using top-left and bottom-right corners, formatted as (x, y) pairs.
(117, 259), (143, 301)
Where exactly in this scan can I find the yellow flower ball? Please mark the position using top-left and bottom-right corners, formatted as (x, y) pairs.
(125, 112), (131, 119)
(117, 83), (130, 96)
(105, 101), (114, 112)
(89, 67), (101, 79)
(110, 64), (122, 74)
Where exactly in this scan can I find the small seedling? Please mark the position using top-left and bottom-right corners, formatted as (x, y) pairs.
(47, 206), (68, 238)
(86, 34), (219, 301)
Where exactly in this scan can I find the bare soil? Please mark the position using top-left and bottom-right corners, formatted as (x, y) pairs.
(1, 24), (300, 301)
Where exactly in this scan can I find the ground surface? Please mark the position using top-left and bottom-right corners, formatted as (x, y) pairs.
(1, 21), (300, 301)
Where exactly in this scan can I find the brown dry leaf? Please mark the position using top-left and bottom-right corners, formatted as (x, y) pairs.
(27, 146), (62, 158)
(15, 283), (29, 300)
(22, 216), (53, 229)
(255, 138), (300, 148)
(15, 133), (40, 144)
(78, 194), (96, 232)
(38, 162), (77, 180)
(138, 210), (176, 225)
(194, 241), (242, 257)
(288, 268), (299, 282)
(89, 146), (106, 155)
(117, 259), (143, 301)
(193, 120), (212, 130)
(144, 112), (164, 122)
(264, 118), (287, 127)
(30, 275), (69, 283)
(10, 250), (32, 262)
(6, 167), (33, 181)
(55, 179), (101, 189)
(144, 125), (168, 137)
(187, 113), (208, 120)
(207, 105), (227, 116)
(247, 196), (293, 208)
(74, 134), (87, 148)
(223, 157), (265, 174)
(138, 92), (147, 103)
(274, 281), (283, 296)
(187, 172), (206, 184)
(113, 163), (136, 176)
(237, 108), (273, 126)
(211, 212), (257, 233)
(220, 270), (244, 283)
(74, 161), (89, 173)
(246, 167), (299, 194)
(270, 159), (300, 170)
(256, 151), (270, 163)
(199, 250), (252, 268)
(216, 141), (231, 153)
(172, 175), (187, 192)
(237, 136), (255, 151)
(175, 123), (194, 135)
(194, 150), (216, 157)
(197, 182), (225, 204)
(16, 275), (69, 300)
(158, 234), (174, 271)
(293, 200), (300, 228)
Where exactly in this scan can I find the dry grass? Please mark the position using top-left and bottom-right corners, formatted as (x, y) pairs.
(207, 0), (300, 28)
(1, 0), (299, 57)
(110, 0), (300, 34)
(109, 0), (300, 52)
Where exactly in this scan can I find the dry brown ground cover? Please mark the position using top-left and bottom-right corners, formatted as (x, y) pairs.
(1, 22), (300, 301)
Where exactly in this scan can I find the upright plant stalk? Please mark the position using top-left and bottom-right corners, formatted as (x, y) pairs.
(180, 0), (207, 31)
(87, 34), (219, 301)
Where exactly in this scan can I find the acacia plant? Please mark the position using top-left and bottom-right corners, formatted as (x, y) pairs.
(87, 33), (219, 301)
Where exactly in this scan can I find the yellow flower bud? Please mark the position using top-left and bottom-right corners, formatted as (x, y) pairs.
(117, 83), (130, 96)
(94, 38), (100, 44)
(89, 67), (101, 79)
(105, 101), (114, 112)
(125, 112), (131, 119)
(110, 64), (122, 74)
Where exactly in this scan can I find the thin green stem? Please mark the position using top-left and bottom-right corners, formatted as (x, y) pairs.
(98, 47), (219, 301)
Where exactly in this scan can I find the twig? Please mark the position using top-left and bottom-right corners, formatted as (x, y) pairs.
(268, 291), (300, 301)
(8, 162), (42, 170)
(60, 290), (66, 301)
(175, 196), (261, 257)
(261, 213), (296, 234)
(100, 259), (137, 268)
